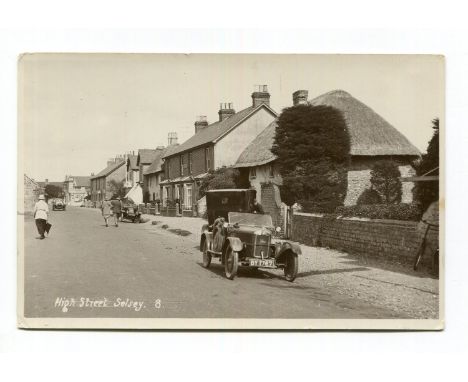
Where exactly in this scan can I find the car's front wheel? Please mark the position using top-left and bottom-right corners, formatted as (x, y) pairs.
(284, 252), (298, 282)
(224, 247), (238, 280)
(202, 240), (211, 268)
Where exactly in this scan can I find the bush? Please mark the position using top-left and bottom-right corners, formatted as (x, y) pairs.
(370, 160), (402, 204)
(356, 188), (382, 205)
(335, 203), (422, 221)
(272, 104), (350, 212)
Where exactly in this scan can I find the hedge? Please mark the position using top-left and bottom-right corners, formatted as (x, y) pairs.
(335, 203), (422, 221)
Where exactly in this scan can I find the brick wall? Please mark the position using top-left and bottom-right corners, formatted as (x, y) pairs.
(261, 183), (285, 231)
(292, 212), (438, 267)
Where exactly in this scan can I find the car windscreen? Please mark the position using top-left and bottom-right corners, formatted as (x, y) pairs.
(228, 212), (273, 227)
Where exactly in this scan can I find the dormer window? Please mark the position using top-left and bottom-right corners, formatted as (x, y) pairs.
(250, 167), (257, 179)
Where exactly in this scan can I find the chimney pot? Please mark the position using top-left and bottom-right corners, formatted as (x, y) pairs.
(195, 115), (209, 133)
(251, 84), (270, 107)
(293, 90), (308, 106)
(218, 103), (235, 122)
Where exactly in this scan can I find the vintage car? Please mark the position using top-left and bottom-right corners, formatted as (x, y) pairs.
(199, 189), (301, 281)
(52, 199), (66, 211)
(121, 199), (142, 223)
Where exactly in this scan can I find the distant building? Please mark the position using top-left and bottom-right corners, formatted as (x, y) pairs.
(90, 156), (126, 204)
(160, 85), (277, 215)
(136, 149), (161, 201)
(234, 89), (421, 226)
(143, 147), (170, 202)
(125, 153), (139, 189)
(23, 174), (42, 214)
(63, 175), (90, 205)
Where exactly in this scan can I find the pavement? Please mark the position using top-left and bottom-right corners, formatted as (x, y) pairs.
(22, 207), (438, 319)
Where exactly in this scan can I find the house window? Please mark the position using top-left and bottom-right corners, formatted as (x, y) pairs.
(268, 164), (274, 177)
(188, 152), (193, 174)
(205, 147), (211, 171)
(185, 185), (193, 209)
(250, 167), (257, 179)
(166, 161), (170, 179)
(180, 155), (184, 176)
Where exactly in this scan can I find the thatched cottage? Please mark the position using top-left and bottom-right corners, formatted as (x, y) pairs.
(234, 89), (420, 225)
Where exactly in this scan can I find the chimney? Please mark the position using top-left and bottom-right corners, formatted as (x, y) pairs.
(218, 103), (235, 121)
(252, 85), (270, 108)
(168, 132), (178, 146)
(45, 179), (49, 184)
(293, 90), (308, 106)
(107, 158), (115, 167)
(195, 115), (209, 133)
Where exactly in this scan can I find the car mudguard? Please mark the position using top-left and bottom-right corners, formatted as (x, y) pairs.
(200, 231), (213, 252)
(225, 236), (243, 252)
(276, 241), (302, 260)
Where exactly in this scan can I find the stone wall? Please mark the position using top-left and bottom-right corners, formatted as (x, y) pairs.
(344, 156), (417, 206)
(292, 212), (438, 267)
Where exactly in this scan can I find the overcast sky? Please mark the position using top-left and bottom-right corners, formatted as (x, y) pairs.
(20, 54), (444, 182)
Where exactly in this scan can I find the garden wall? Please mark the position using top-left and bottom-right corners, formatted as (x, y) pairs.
(292, 212), (438, 267)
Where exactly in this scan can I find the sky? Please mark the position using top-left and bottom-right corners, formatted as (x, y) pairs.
(19, 54), (444, 182)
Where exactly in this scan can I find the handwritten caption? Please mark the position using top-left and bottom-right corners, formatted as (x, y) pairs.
(54, 297), (162, 313)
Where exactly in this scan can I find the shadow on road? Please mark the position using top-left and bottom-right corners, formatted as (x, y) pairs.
(295, 266), (369, 278)
(196, 262), (276, 280)
(335, 252), (439, 280)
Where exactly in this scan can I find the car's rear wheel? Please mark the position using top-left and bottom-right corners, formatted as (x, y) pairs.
(224, 247), (238, 280)
(202, 240), (211, 268)
(284, 252), (298, 282)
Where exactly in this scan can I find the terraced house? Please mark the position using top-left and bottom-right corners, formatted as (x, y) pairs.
(160, 85), (277, 216)
(90, 156), (126, 204)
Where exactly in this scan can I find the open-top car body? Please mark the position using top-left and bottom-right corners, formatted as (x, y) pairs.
(52, 199), (66, 211)
(199, 189), (301, 281)
(121, 199), (142, 223)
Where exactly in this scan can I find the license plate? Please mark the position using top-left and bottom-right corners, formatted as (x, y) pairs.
(249, 259), (276, 268)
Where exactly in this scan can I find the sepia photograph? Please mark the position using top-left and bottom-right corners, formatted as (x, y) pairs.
(17, 53), (444, 329)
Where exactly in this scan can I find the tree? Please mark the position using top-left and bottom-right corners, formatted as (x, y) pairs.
(107, 179), (126, 199)
(370, 160), (402, 204)
(45, 184), (63, 199)
(271, 104), (350, 212)
(198, 167), (247, 198)
(413, 118), (439, 210)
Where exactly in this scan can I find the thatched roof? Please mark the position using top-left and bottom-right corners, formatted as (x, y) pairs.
(309, 90), (420, 156)
(164, 104), (277, 158)
(235, 120), (277, 168)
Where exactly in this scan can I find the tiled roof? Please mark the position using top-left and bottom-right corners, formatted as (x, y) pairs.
(73, 176), (90, 188)
(163, 104), (277, 158)
(90, 160), (125, 179)
(137, 149), (159, 165)
(144, 148), (167, 175)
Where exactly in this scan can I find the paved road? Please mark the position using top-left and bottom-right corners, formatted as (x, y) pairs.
(23, 207), (403, 319)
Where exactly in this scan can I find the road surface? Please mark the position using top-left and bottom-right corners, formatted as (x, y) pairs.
(23, 207), (404, 319)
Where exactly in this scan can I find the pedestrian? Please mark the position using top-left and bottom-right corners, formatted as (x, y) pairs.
(111, 196), (123, 227)
(101, 196), (113, 227)
(250, 198), (265, 214)
(33, 194), (49, 239)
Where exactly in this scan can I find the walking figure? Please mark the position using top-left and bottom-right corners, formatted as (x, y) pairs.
(33, 194), (49, 239)
(101, 196), (112, 227)
(111, 196), (123, 227)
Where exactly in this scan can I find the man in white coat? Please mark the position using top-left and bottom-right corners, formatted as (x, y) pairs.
(33, 195), (49, 239)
